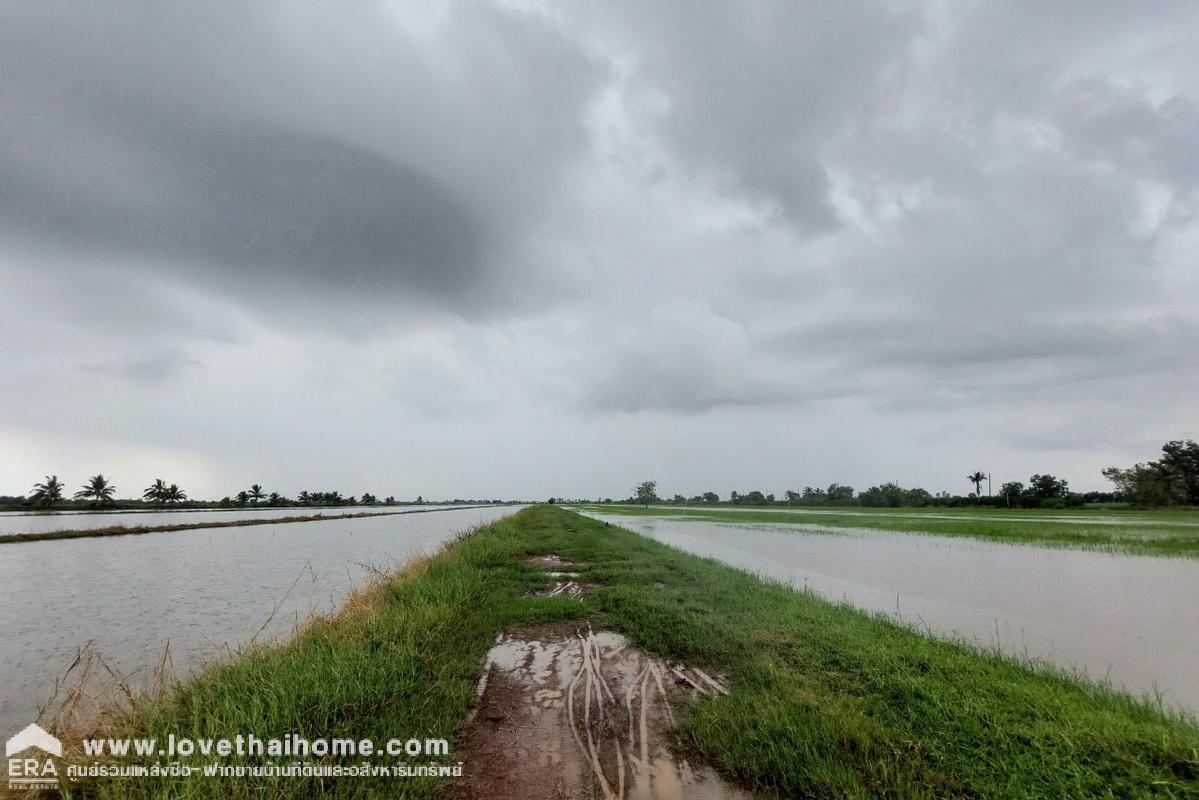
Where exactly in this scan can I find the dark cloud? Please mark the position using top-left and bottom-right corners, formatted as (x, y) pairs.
(2, 123), (488, 302)
(0, 0), (603, 314)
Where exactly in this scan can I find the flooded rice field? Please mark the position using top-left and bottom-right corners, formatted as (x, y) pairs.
(646, 505), (1199, 528)
(0, 504), (455, 535)
(584, 512), (1199, 715)
(0, 505), (521, 732)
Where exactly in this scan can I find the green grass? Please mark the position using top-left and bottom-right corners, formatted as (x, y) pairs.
(574, 504), (1199, 557)
(62, 506), (1199, 798)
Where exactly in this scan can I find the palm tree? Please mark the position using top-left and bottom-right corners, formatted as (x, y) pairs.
(268, 492), (281, 507)
(75, 474), (116, 506)
(297, 491), (312, 507)
(963, 470), (983, 501)
(165, 484), (187, 506)
(247, 484), (266, 505)
(30, 475), (65, 508)
(144, 478), (168, 506)
(235, 491), (249, 507)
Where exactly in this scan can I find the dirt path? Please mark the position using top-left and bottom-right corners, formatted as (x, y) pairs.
(455, 623), (746, 800)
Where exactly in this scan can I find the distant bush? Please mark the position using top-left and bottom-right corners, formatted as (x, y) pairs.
(1039, 495), (1085, 509)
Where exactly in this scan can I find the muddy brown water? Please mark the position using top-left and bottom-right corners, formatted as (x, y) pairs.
(582, 512), (1199, 715)
(457, 624), (744, 800)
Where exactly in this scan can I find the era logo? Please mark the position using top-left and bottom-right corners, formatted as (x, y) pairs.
(6, 723), (62, 790)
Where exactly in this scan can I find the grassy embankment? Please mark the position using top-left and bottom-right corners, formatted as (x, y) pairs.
(60, 506), (1197, 798)
(575, 504), (1199, 557)
(0, 506), (500, 545)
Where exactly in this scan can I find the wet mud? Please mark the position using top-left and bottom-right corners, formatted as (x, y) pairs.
(456, 624), (746, 800)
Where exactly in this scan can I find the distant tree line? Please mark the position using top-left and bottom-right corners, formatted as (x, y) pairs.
(615, 474), (1081, 510)
(1102, 440), (1199, 507)
(6, 475), (442, 511)
(602, 438), (1197, 511)
(219, 488), (402, 508)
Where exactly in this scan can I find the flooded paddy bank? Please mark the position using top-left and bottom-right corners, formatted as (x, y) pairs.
(0, 504), (504, 544)
(582, 511), (1199, 714)
(0, 505), (522, 732)
(582, 504), (1199, 556)
(0, 504), (457, 536)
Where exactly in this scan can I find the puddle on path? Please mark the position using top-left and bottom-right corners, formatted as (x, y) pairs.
(456, 624), (744, 800)
(527, 554), (586, 570)
(532, 580), (597, 599)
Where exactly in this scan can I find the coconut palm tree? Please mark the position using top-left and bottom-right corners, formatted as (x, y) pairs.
(144, 478), (169, 505)
(30, 475), (65, 508)
(967, 471), (987, 500)
(297, 491), (312, 506)
(247, 484), (266, 505)
(165, 484), (187, 506)
(235, 491), (249, 507)
(75, 474), (116, 506)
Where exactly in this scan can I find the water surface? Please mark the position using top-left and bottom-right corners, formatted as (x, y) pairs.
(0, 506), (521, 732)
(0, 505), (455, 535)
(634, 505), (1199, 528)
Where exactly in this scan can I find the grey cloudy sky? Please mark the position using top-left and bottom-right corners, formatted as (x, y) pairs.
(2, 1), (1197, 500)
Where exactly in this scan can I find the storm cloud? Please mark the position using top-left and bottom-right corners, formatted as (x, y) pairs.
(2, 1), (1197, 499)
